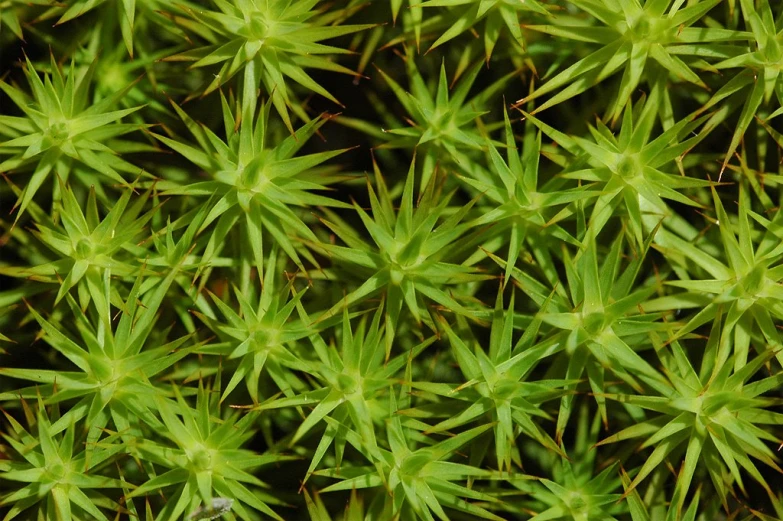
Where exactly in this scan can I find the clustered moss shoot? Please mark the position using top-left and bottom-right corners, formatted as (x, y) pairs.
(1, 1), (783, 521)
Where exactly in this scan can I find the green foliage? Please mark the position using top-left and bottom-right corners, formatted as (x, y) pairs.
(150, 71), (350, 274)
(0, 56), (147, 223)
(421, 0), (548, 60)
(2, 1), (783, 521)
(0, 183), (156, 310)
(168, 0), (372, 131)
(407, 290), (565, 474)
(315, 155), (490, 357)
(599, 319), (783, 517)
(193, 250), (318, 403)
(519, 0), (746, 121)
(127, 382), (294, 521)
(0, 398), (126, 521)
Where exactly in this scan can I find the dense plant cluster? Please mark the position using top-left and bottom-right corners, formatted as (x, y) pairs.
(2, 0), (783, 520)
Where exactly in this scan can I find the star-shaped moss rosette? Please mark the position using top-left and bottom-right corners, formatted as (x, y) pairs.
(27, 11), (199, 126)
(644, 185), (783, 372)
(523, 82), (712, 248)
(0, 182), (156, 316)
(458, 106), (599, 283)
(127, 382), (296, 521)
(0, 55), (148, 225)
(0, 265), (196, 448)
(403, 289), (566, 474)
(505, 405), (628, 521)
(192, 250), (326, 404)
(164, 0), (373, 133)
(0, 397), (127, 521)
(493, 228), (674, 439)
(314, 392), (506, 521)
(150, 65), (352, 276)
(696, 0), (783, 177)
(598, 318), (783, 517)
(253, 304), (435, 481)
(516, 0), (748, 122)
(339, 52), (514, 189)
(313, 154), (491, 360)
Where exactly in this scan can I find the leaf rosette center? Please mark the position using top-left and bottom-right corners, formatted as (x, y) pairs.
(237, 158), (271, 194)
(74, 238), (96, 260)
(625, 14), (665, 44)
(188, 447), (216, 472)
(581, 312), (607, 337)
(336, 373), (361, 396)
(247, 13), (272, 41)
(739, 264), (769, 298)
(241, 327), (281, 355)
(614, 154), (642, 180)
(387, 239), (426, 283)
(490, 378), (517, 401)
(565, 490), (588, 513)
(46, 119), (72, 145)
(46, 462), (68, 483)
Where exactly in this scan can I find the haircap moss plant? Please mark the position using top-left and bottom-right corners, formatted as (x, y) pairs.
(1, 1), (783, 521)
(0, 55), (149, 225)
(166, 0), (374, 133)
